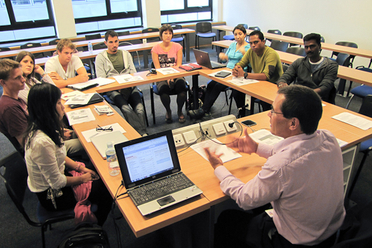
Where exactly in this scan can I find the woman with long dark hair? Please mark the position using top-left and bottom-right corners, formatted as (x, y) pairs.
(15, 51), (54, 103)
(24, 83), (111, 225)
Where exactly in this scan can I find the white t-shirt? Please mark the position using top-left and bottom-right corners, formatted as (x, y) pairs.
(45, 54), (84, 80)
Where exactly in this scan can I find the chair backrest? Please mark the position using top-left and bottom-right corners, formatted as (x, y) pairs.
(196, 22), (212, 33)
(85, 33), (101, 40)
(359, 95), (372, 118)
(282, 63), (289, 73)
(335, 53), (352, 67)
(20, 43), (42, 49)
(283, 31), (303, 39)
(331, 41), (358, 58)
(267, 29), (282, 35)
(248, 26), (260, 31)
(141, 27), (159, 33)
(286, 47), (306, 56)
(117, 31), (130, 36)
(93, 42), (106, 50)
(270, 40), (289, 52)
(0, 47), (11, 51)
(0, 133), (39, 227)
(49, 39), (60, 45)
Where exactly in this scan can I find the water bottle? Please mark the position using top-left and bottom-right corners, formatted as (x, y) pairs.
(106, 142), (120, 176)
(88, 41), (93, 54)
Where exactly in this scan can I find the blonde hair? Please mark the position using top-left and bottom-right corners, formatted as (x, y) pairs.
(56, 38), (76, 52)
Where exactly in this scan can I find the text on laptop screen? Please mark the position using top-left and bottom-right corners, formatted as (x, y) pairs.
(121, 135), (174, 183)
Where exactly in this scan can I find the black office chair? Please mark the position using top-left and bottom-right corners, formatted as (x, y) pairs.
(20, 42), (44, 58)
(195, 22), (216, 50)
(0, 133), (75, 248)
(85, 33), (101, 40)
(346, 95), (372, 199)
(171, 24), (185, 56)
(117, 31), (130, 36)
(286, 47), (306, 56)
(283, 31), (303, 47)
(48, 39), (60, 45)
(248, 26), (260, 31)
(270, 40), (289, 52)
(334, 52), (354, 96)
(267, 29), (282, 42)
(141, 27), (160, 43)
(223, 24), (248, 40)
(92, 42), (106, 50)
(345, 67), (372, 109)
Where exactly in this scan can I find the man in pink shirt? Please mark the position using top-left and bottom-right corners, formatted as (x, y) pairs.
(205, 85), (345, 248)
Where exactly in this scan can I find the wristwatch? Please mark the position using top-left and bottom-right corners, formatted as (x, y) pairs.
(244, 72), (248, 79)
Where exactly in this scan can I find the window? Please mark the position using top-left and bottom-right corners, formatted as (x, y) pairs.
(160, 0), (212, 24)
(0, 0), (55, 44)
(73, 0), (142, 34)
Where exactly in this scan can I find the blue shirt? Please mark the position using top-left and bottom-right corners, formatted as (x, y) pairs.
(224, 41), (250, 69)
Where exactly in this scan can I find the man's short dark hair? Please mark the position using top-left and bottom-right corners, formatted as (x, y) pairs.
(303, 33), (322, 47)
(105, 30), (118, 41)
(0, 59), (21, 81)
(159, 24), (173, 39)
(278, 85), (323, 135)
(249, 30), (265, 41)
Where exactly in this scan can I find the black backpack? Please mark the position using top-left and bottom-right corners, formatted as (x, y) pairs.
(58, 222), (110, 248)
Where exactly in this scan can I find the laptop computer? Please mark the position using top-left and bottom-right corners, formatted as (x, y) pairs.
(115, 130), (203, 216)
(193, 49), (225, 69)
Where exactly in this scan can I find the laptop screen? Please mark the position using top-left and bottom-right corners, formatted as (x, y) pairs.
(115, 130), (181, 189)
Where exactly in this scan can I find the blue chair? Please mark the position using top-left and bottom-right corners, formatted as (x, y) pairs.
(345, 67), (372, 109)
(195, 22), (216, 50)
(248, 26), (260, 31)
(223, 24), (248, 40)
(270, 40), (289, 52)
(0, 133), (75, 248)
(347, 95), (372, 199)
(171, 24), (185, 56)
(286, 46), (306, 56)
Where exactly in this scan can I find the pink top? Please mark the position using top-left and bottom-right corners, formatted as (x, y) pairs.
(151, 42), (182, 68)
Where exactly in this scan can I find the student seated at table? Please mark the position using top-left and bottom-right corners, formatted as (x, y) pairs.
(205, 85), (345, 248)
(0, 59), (84, 158)
(151, 24), (187, 123)
(233, 30), (283, 111)
(188, 24), (250, 119)
(15, 51), (54, 103)
(95, 30), (148, 136)
(276, 33), (338, 104)
(45, 39), (89, 88)
(24, 83), (112, 226)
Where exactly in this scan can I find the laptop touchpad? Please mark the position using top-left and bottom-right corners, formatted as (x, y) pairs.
(157, 196), (175, 206)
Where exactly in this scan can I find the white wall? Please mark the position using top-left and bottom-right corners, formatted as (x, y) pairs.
(51, 0), (76, 38)
(222, 0), (372, 67)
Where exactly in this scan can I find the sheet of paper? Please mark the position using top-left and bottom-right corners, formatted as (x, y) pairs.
(81, 123), (126, 142)
(65, 108), (95, 125)
(113, 74), (144, 84)
(191, 139), (241, 163)
(336, 138), (348, 148)
(65, 93), (95, 105)
(156, 67), (180, 75)
(67, 80), (97, 90)
(89, 77), (116, 86)
(249, 129), (283, 145)
(229, 77), (259, 86)
(61, 90), (85, 102)
(332, 112), (372, 130)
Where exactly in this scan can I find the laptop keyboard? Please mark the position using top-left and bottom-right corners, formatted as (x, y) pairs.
(129, 172), (194, 206)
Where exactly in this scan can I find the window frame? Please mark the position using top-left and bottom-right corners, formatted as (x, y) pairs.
(0, 0), (55, 32)
(74, 0), (143, 35)
(160, 0), (213, 24)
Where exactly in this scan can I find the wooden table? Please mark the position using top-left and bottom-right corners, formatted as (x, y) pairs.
(212, 40), (372, 86)
(213, 25), (372, 60)
(0, 28), (195, 62)
(67, 67), (372, 240)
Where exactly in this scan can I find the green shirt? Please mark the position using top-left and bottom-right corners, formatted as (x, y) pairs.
(237, 46), (283, 83)
(107, 50), (124, 74)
